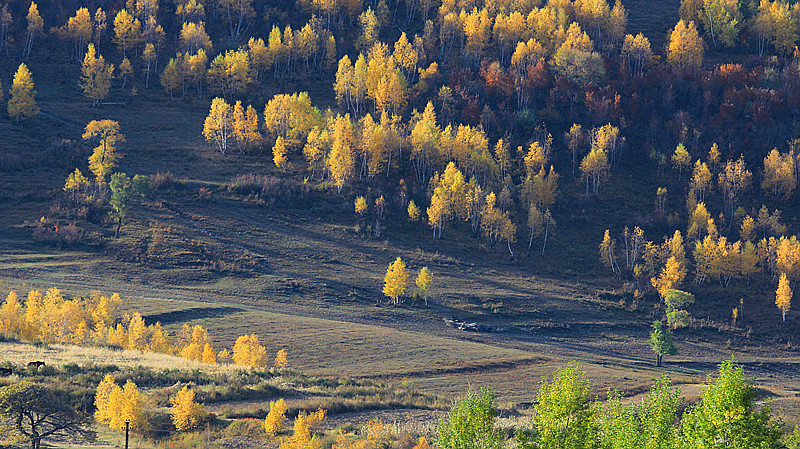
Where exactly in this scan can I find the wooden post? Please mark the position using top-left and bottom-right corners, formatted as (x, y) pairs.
(124, 420), (130, 449)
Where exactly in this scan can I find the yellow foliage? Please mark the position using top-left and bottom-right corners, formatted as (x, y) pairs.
(171, 386), (206, 431)
(274, 348), (289, 369)
(232, 333), (268, 367)
(383, 257), (409, 304)
(264, 398), (288, 436)
(7, 63), (39, 122)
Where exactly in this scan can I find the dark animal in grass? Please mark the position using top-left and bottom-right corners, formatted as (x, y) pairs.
(0, 367), (11, 375)
(26, 361), (45, 369)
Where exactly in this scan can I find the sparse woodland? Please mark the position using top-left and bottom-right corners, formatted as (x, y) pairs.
(5, 0), (800, 445)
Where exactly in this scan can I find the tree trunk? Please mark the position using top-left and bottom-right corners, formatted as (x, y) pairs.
(656, 354), (662, 367)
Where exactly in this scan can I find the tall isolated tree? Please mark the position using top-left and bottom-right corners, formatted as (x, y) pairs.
(7, 63), (39, 122)
(203, 98), (234, 155)
(80, 44), (115, 107)
(109, 173), (149, 237)
(83, 120), (124, 182)
(0, 382), (93, 449)
(649, 320), (677, 367)
(383, 257), (409, 305)
(776, 272), (792, 322)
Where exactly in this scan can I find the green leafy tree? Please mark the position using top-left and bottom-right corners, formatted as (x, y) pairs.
(534, 362), (597, 449)
(648, 321), (677, 367)
(598, 374), (681, 448)
(663, 289), (695, 329)
(436, 387), (502, 449)
(0, 382), (93, 449)
(109, 173), (149, 237)
(678, 359), (782, 448)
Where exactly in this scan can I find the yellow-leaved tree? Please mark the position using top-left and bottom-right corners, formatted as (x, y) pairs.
(203, 97), (234, 155)
(94, 375), (144, 431)
(274, 348), (288, 369)
(0, 291), (25, 336)
(415, 267), (432, 306)
(232, 333), (268, 367)
(667, 20), (703, 70)
(383, 257), (408, 305)
(171, 386), (206, 431)
(273, 136), (288, 169)
(280, 408), (326, 449)
(7, 63), (39, 122)
(80, 43), (114, 107)
(264, 398), (288, 436)
(83, 120), (124, 182)
(776, 272), (792, 322)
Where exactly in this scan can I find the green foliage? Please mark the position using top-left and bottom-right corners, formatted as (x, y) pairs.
(109, 172), (149, 237)
(436, 387), (502, 449)
(648, 321), (677, 367)
(663, 289), (694, 329)
(678, 359), (783, 448)
(534, 361), (596, 449)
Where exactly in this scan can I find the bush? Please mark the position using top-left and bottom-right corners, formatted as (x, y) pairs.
(150, 171), (178, 191)
(226, 174), (310, 206)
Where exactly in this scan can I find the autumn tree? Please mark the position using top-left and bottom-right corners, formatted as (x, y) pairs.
(232, 101), (260, 152)
(719, 156), (752, 221)
(327, 114), (355, 193)
(0, 291), (24, 337)
(94, 375), (143, 431)
(273, 136), (288, 169)
(232, 333), (268, 367)
(408, 200), (421, 221)
(600, 229), (620, 274)
(207, 49), (251, 98)
(622, 33), (653, 76)
(80, 44), (115, 107)
(83, 120), (124, 182)
(762, 148), (795, 197)
(552, 23), (605, 85)
(383, 257), (409, 304)
(203, 98), (234, 155)
(171, 386), (206, 431)
(776, 272), (792, 322)
(7, 64), (39, 122)
(672, 143), (691, 180)
(264, 398), (288, 436)
(416, 266), (432, 306)
(59, 8), (93, 62)
(113, 9), (142, 58)
(22, 2), (42, 61)
(274, 349), (288, 369)
(160, 58), (181, 99)
(566, 124), (584, 178)
(580, 147), (610, 195)
(667, 20), (704, 70)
